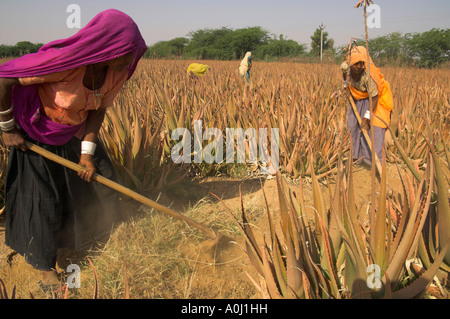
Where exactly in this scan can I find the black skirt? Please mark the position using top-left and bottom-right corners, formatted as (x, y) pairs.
(4, 136), (122, 270)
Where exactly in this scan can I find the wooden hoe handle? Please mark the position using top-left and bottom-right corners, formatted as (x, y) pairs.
(26, 141), (218, 240)
(346, 92), (383, 176)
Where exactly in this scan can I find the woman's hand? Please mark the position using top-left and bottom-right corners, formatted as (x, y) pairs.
(78, 154), (96, 182)
(361, 118), (370, 131)
(2, 128), (28, 151)
(78, 108), (105, 182)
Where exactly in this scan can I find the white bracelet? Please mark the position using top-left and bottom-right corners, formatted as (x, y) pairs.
(0, 117), (16, 132)
(81, 141), (97, 155)
(0, 106), (13, 116)
(363, 110), (370, 120)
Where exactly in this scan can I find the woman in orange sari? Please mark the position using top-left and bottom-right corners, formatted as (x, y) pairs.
(341, 46), (393, 167)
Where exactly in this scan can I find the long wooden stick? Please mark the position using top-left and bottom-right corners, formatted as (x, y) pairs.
(26, 141), (218, 239)
(346, 91), (383, 176)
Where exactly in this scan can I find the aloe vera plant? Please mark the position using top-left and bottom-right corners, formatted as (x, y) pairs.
(0, 278), (16, 299)
(235, 143), (448, 298)
(100, 79), (189, 194)
(92, 56), (448, 197)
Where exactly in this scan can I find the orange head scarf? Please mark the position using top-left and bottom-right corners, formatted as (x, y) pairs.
(346, 46), (393, 128)
(347, 46), (384, 94)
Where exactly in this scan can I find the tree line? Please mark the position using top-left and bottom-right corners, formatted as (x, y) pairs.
(0, 41), (43, 58)
(146, 26), (307, 61)
(145, 26), (449, 68)
(350, 28), (450, 68)
(1, 28), (448, 68)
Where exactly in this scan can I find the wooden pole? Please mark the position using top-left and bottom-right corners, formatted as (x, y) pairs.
(26, 141), (218, 240)
(319, 23), (325, 63)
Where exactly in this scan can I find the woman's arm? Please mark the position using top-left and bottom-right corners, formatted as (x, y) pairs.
(0, 78), (18, 110)
(0, 77), (27, 151)
(361, 95), (379, 130)
(77, 108), (106, 182)
(77, 64), (128, 182)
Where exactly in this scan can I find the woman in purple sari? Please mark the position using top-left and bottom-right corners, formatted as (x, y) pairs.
(0, 9), (147, 290)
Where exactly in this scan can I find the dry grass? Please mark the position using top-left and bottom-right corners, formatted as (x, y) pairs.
(65, 186), (264, 299)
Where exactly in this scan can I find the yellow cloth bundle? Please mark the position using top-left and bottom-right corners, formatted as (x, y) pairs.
(187, 63), (210, 78)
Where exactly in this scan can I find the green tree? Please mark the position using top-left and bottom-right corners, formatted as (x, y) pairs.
(352, 32), (408, 66)
(0, 41), (42, 57)
(184, 26), (270, 60)
(255, 35), (306, 59)
(229, 27), (270, 59)
(0, 44), (15, 57)
(310, 26), (334, 58)
(15, 41), (42, 55)
(184, 27), (235, 60)
(338, 29), (450, 68)
(147, 37), (188, 58)
(405, 28), (450, 68)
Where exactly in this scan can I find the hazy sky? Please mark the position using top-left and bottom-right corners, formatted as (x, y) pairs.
(0, 0), (449, 48)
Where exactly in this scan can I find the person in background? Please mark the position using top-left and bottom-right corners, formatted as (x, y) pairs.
(341, 45), (393, 167)
(239, 52), (252, 83)
(0, 9), (147, 292)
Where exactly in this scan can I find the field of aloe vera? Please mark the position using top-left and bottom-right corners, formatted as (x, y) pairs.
(0, 58), (449, 299)
(100, 59), (449, 185)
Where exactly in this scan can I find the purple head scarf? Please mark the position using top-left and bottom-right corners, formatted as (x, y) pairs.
(0, 9), (147, 145)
